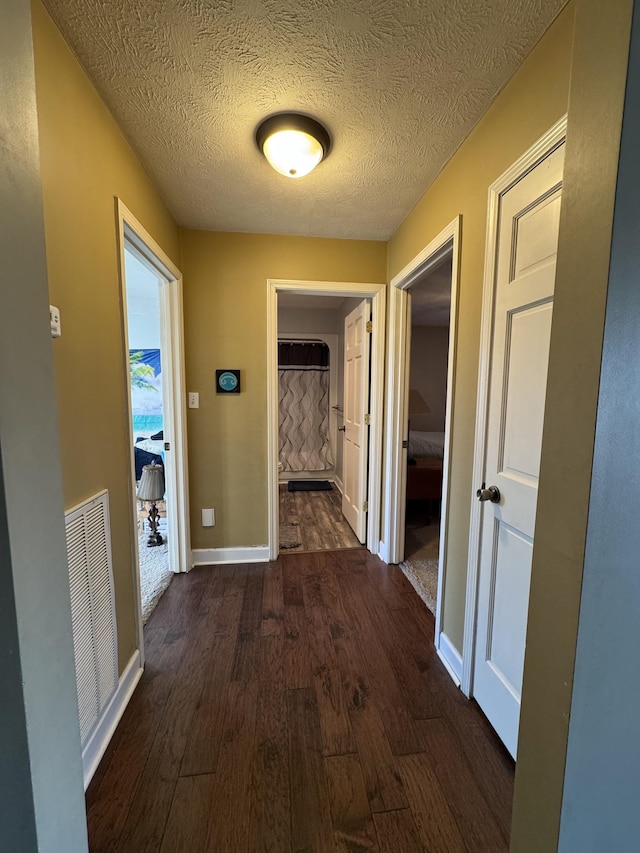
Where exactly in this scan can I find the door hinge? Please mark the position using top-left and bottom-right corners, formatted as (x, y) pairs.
(164, 442), (171, 451)
(363, 501), (369, 512)
(366, 320), (373, 333)
(364, 414), (371, 426)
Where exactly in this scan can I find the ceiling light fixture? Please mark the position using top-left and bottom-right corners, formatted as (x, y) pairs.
(255, 113), (331, 179)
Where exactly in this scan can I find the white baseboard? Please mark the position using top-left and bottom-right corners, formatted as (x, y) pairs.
(377, 539), (390, 564)
(436, 631), (463, 687)
(192, 545), (270, 566)
(334, 475), (343, 495)
(83, 649), (143, 789)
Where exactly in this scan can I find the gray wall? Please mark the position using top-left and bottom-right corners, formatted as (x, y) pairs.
(408, 326), (448, 432)
(0, 0), (88, 849)
(559, 1), (640, 846)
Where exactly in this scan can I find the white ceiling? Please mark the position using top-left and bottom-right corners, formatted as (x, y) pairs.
(44, 0), (566, 241)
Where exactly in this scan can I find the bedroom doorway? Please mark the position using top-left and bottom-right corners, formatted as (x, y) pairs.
(384, 217), (461, 665)
(116, 201), (191, 658)
(123, 244), (172, 624)
(400, 257), (452, 612)
(267, 280), (386, 560)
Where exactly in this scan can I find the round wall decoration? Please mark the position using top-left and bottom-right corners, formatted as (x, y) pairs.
(216, 369), (241, 394)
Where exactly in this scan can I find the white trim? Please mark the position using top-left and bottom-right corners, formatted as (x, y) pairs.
(267, 279), (386, 560)
(82, 649), (143, 790)
(437, 633), (463, 687)
(461, 115), (568, 696)
(115, 200), (192, 664)
(377, 540), (390, 564)
(382, 284), (410, 562)
(384, 216), (461, 655)
(334, 475), (344, 495)
(192, 545), (270, 566)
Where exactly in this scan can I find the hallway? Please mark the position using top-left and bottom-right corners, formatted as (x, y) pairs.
(86, 549), (513, 852)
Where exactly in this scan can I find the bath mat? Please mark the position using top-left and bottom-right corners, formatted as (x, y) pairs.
(288, 480), (332, 491)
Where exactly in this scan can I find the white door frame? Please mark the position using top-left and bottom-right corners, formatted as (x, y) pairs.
(461, 115), (568, 697)
(116, 199), (191, 662)
(383, 217), (461, 654)
(267, 279), (386, 560)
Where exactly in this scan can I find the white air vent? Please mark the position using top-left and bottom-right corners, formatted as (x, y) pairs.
(65, 490), (118, 747)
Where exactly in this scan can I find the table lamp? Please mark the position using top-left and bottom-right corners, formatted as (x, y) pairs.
(137, 463), (165, 546)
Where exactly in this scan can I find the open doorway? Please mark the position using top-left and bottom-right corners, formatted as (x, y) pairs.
(399, 256), (452, 614)
(116, 201), (191, 656)
(123, 247), (172, 621)
(384, 217), (461, 677)
(267, 279), (386, 560)
(276, 294), (366, 554)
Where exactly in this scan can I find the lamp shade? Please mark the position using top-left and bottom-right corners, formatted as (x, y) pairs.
(136, 463), (165, 502)
(408, 389), (431, 415)
(256, 113), (331, 178)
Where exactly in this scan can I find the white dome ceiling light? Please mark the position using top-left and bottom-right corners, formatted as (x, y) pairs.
(256, 113), (331, 179)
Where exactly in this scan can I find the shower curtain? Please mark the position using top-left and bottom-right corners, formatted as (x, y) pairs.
(278, 341), (334, 472)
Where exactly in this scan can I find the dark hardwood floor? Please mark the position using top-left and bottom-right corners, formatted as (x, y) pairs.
(86, 549), (514, 852)
(279, 483), (361, 553)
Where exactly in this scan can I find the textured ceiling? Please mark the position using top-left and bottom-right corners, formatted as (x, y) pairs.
(44, 0), (566, 240)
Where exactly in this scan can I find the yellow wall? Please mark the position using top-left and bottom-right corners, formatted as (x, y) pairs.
(388, 2), (575, 649)
(32, 0), (181, 673)
(180, 230), (386, 550)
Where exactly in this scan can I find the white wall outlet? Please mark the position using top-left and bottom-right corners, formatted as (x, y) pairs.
(50, 305), (61, 338)
(188, 392), (199, 408)
(201, 508), (215, 527)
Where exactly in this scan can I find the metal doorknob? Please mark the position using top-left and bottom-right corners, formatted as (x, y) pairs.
(338, 426), (346, 432)
(477, 485), (501, 503)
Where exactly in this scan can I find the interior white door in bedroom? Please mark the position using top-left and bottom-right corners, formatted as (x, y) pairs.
(342, 299), (371, 543)
(472, 138), (564, 758)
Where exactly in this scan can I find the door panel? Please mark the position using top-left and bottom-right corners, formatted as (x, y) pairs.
(342, 300), (370, 543)
(487, 521), (533, 696)
(473, 141), (564, 758)
(512, 193), (562, 279)
(501, 300), (553, 481)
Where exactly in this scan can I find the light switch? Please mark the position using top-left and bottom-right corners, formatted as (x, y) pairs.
(188, 392), (199, 408)
(50, 305), (61, 338)
(201, 508), (215, 527)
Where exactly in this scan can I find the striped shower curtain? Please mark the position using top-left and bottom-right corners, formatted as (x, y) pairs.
(278, 341), (334, 472)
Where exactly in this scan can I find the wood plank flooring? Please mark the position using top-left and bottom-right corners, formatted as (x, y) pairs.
(86, 549), (514, 852)
(279, 483), (361, 552)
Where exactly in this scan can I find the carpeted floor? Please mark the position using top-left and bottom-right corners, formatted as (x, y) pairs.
(138, 518), (172, 623)
(399, 519), (440, 615)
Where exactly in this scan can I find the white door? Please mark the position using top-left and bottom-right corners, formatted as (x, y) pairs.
(473, 141), (564, 757)
(342, 300), (371, 543)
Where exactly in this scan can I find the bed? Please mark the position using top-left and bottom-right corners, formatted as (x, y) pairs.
(407, 430), (445, 460)
(134, 436), (165, 481)
(406, 431), (444, 512)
